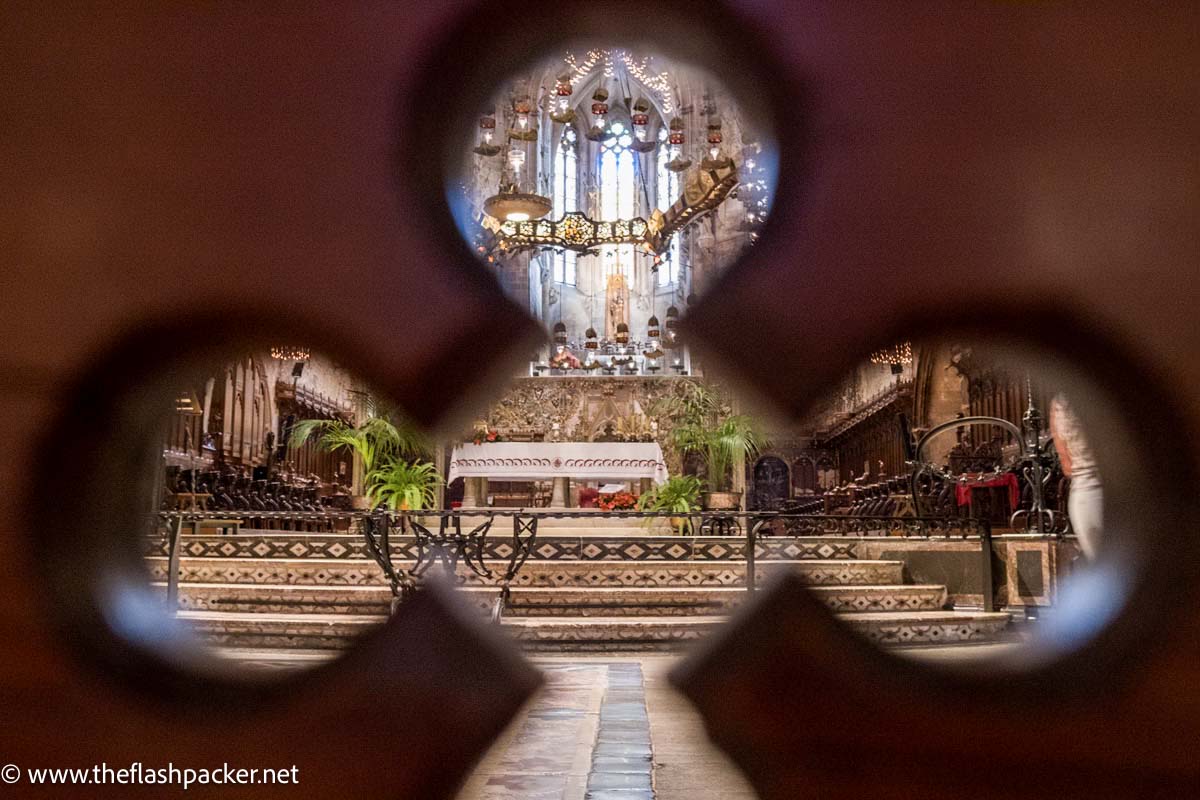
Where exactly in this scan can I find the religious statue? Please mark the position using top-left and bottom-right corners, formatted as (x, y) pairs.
(605, 273), (629, 340)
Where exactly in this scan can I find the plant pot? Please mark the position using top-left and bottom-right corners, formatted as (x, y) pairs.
(702, 491), (742, 510)
(350, 495), (370, 511)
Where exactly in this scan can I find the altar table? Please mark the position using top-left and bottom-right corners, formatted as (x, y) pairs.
(448, 442), (668, 507)
(449, 442), (668, 484)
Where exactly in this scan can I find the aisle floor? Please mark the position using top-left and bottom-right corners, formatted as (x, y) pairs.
(454, 655), (756, 800)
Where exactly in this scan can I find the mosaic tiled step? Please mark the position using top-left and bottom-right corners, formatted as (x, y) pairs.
(175, 607), (1008, 652)
(176, 611), (383, 650)
(482, 585), (948, 616)
(145, 557), (905, 588)
(160, 583), (949, 617)
(501, 616), (723, 652)
(845, 610), (1013, 646)
(142, 533), (861, 562)
(165, 583), (392, 614)
(502, 610), (1012, 651)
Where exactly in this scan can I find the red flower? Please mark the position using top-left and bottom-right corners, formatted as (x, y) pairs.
(598, 491), (638, 511)
(486, 432), (497, 441)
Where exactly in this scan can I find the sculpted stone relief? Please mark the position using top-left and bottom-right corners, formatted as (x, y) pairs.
(476, 377), (716, 474)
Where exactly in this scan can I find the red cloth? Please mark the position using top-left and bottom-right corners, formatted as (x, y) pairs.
(577, 487), (599, 508)
(955, 473), (1020, 509)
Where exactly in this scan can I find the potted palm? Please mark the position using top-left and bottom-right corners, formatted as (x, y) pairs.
(289, 407), (429, 509)
(672, 414), (766, 510)
(637, 475), (702, 534)
(367, 459), (442, 511)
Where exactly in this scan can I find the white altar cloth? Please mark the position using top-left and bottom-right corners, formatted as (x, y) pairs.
(448, 442), (668, 485)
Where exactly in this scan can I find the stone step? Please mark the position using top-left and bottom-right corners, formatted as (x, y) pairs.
(176, 608), (1010, 652)
(146, 557), (905, 588)
(161, 583), (949, 616)
(142, 532), (865, 562)
(177, 611), (383, 651)
(502, 611), (1012, 652)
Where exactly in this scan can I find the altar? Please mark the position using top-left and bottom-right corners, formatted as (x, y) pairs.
(448, 442), (668, 507)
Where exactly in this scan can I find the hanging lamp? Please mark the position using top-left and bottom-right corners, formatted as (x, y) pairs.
(666, 117), (692, 172)
(663, 305), (679, 347)
(701, 116), (734, 171)
(630, 97), (658, 153)
(509, 94), (537, 142)
(643, 314), (664, 361)
(483, 98), (551, 223)
(473, 112), (501, 157)
(550, 73), (576, 124)
(585, 86), (612, 142)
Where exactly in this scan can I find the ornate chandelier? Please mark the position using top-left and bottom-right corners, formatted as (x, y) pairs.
(870, 342), (913, 374)
(483, 187), (552, 223)
(270, 346), (311, 361)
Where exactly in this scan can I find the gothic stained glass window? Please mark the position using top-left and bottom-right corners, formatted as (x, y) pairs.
(552, 126), (578, 285)
(655, 126), (680, 287)
(600, 122), (636, 279)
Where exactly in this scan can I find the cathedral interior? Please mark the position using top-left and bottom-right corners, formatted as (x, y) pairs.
(2, 4), (1197, 799)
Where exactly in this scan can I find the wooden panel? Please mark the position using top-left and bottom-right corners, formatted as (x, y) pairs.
(1, 2), (1197, 798)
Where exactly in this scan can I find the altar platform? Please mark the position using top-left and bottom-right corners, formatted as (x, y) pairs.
(138, 514), (1085, 654)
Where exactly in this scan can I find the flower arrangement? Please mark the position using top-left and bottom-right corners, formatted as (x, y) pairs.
(470, 422), (503, 445)
(597, 491), (638, 511)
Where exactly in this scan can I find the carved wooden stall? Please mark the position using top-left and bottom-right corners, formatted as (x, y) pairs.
(1, 3), (1198, 799)
(816, 381), (914, 484)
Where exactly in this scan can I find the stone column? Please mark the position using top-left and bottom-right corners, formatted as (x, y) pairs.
(551, 477), (570, 508)
(463, 477), (488, 508)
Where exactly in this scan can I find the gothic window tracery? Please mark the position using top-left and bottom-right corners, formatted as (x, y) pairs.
(655, 126), (680, 287)
(600, 121), (636, 280)
(552, 126), (578, 285)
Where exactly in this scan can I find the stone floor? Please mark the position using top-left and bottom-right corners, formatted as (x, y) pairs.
(454, 645), (1025, 800)
(453, 655), (756, 800)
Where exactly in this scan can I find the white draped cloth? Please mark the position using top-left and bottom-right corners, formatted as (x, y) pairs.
(448, 442), (668, 485)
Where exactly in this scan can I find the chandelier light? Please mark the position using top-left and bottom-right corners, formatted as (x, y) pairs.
(663, 306), (679, 347)
(483, 188), (552, 223)
(630, 97), (657, 153)
(473, 113), (501, 157)
(701, 117), (733, 171)
(509, 95), (537, 142)
(551, 73), (575, 124)
(666, 117), (691, 172)
(586, 86), (611, 142)
(270, 346), (310, 362)
(870, 341), (914, 374)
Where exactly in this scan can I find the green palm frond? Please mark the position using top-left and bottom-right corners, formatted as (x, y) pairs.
(671, 413), (769, 492)
(367, 459), (443, 511)
(287, 402), (431, 474)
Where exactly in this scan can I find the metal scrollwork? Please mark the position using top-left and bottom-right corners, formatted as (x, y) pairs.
(909, 383), (1063, 534)
(491, 515), (539, 622)
(409, 513), (495, 582)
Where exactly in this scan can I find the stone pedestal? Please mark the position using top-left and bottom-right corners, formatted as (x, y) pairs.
(551, 477), (570, 508)
(463, 477), (488, 508)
